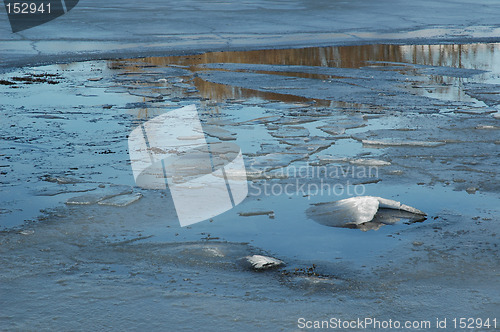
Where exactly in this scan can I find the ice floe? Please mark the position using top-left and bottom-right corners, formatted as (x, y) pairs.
(349, 158), (391, 166)
(307, 196), (426, 231)
(65, 185), (134, 205)
(361, 139), (445, 147)
(244, 255), (284, 270)
(98, 193), (143, 207)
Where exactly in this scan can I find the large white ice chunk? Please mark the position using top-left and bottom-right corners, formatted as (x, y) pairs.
(307, 196), (426, 230)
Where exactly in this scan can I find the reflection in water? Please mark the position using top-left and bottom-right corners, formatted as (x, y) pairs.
(108, 43), (499, 108)
(121, 44), (497, 70)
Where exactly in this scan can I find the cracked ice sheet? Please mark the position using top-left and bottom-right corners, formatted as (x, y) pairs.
(1, 43), (500, 331)
(2, 44), (500, 231)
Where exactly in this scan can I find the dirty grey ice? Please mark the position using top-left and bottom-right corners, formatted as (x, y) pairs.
(1, 1), (499, 331)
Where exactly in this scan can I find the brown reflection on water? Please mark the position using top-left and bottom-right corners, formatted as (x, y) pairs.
(131, 43), (495, 69)
(134, 45), (406, 69)
(191, 76), (314, 104)
(115, 43), (497, 105)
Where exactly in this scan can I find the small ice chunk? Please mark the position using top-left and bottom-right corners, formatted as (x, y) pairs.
(98, 193), (143, 207)
(66, 194), (103, 205)
(475, 125), (499, 130)
(65, 185), (134, 205)
(362, 139), (445, 147)
(36, 185), (96, 197)
(466, 187), (478, 194)
(238, 210), (275, 218)
(270, 126), (310, 138)
(349, 159), (391, 166)
(317, 155), (349, 164)
(245, 255), (283, 270)
(203, 125), (236, 141)
(128, 90), (163, 99)
(454, 109), (494, 115)
(318, 125), (346, 136)
(43, 176), (83, 184)
(239, 115), (282, 125)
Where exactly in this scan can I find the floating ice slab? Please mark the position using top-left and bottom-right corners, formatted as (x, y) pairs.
(65, 193), (103, 205)
(318, 125), (346, 136)
(238, 210), (275, 218)
(315, 156), (390, 166)
(361, 139), (445, 147)
(35, 184), (97, 197)
(349, 159), (391, 166)
(65, 185), (133, 205)
(98, 193), (143, 207)
(307, 196), (426, 230)
(270, 126), (310, 138)
(204, 125), (237, 141)
(42, 176), (84, 184)
(249, 152), (307, 171)
(475, 125), (500, 129)
(128, 90), (163, 99)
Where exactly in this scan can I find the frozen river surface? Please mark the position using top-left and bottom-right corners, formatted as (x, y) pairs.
(1, 42), (499, 330)
(1, 1), (500, 330)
